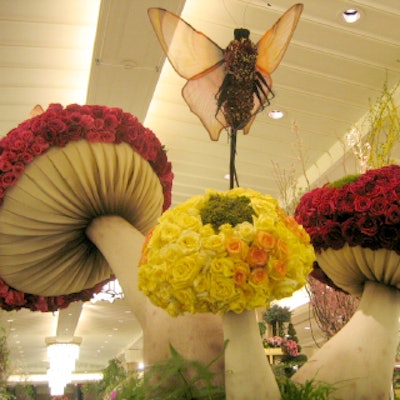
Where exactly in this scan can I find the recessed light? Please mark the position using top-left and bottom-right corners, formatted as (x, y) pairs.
(268, 110), (284, 119)
(342, 8), (361, 23)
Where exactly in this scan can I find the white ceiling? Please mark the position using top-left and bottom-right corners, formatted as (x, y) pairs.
(0, 0), (400, 388)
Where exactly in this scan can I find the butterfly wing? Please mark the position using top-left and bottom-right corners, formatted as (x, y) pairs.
(148, 8), (226, 140)
(182, 64), (228, 141)
(148, 8), (224, 80)
(242, 3), (303, 135)
(256, 3), (303, 75)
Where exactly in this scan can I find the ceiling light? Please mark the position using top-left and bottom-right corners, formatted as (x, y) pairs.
(342, 9), (361, 23)
(268, 110), (285, 119)
(46, 339), (81, 396)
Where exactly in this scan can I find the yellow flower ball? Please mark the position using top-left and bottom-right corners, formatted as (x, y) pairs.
(138, 188), (315, 316)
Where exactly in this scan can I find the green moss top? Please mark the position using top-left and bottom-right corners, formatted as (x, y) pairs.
(327, 174), (360, 189)
(200, 194), (255, 231)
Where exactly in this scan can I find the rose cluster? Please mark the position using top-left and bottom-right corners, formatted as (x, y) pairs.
(0, 103), (173, 210)
(139, 188), (315, 316)
(0, 103), (173, 311)
(295, 165), (400, 255)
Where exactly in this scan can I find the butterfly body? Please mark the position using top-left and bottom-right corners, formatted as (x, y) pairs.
(217, 28), (273, 131)
(148, 5), (303, 141)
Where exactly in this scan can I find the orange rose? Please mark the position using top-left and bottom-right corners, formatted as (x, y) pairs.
(254, 230), (276, 250)
(276, 239), (290, 257)
(273, 259), (287, 276)
(247, 245), (268, 267)
(250, 267), (267, 284)
(233, 263), (250, 286)
(226, 237), (249, 259)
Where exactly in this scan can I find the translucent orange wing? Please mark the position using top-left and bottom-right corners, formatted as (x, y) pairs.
(148, 8), (224, 80)
(256, 3), (303, 75)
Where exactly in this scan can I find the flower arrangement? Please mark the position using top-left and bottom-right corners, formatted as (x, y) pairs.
(295, 165), (400, 255)
(264, 336), (299, 357)
(281, 339), (299, 358)
(0, 103), (172, 210)
(266, 335), (285, 348)
(0, 103), (173, 312)
(139, 187), (315, 316)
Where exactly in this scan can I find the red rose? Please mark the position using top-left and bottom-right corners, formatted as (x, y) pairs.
(325, 222), (346, 250)
(5, 289), (25, 306)
(385, 204), (400, 225)
(99, 131), (116, 143)
(354, 196), (372, 212)
(341, 218), (363, 246)
(356, 214), (379, 236)
(0, 171), (18, 187)
(0, 158), (12, 172)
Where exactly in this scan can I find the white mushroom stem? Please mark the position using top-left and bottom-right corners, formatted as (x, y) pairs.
(222, 310), (280, 400)
(292, 280), (400, 399)
(86, 215), (224, 378)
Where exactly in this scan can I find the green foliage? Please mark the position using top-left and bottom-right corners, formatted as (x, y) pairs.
(0, 327), (9, 384)
(13, 384), (36, 400)
(264, 305), (292, 336)
(365, 80), (400, 169)
(81, 358), (126, 399)
(200, 195), (254, 231)
(258, 321), (267, 337)
(114, 344), (225, 399)
(327, 174), (360, 189)
(279, 378), (338, 400)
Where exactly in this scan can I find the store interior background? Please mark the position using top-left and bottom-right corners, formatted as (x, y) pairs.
(1, 0), (399, 396)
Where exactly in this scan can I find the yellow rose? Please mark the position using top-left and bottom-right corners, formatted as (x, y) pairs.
(219, 223), (234, 237)
(254, 213), (278, 230)
(177, 231), (200, 253)
(210, 275), (237, 301)
(199, 224), (216, 237)
(234, 221), (256, 242)
(159, 222), (182, 243)
(210, 256), (235, 277)
(174, 213), (202, 231)
(202, 233), (226, 255)
(229, 289), (247, 313)
(193, 274), (210, 295)
(271, 279), (299, 300)
(170, 255), (201, 289)
(250, 195), (278, 215)
(174, 288), (197, 312)
(159, 243), (184, 263)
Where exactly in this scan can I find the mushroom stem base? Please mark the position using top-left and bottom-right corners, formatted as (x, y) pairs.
(87, 215), (224, 380)
(222, 310), (280, 400)
(292, 280), (400, 399)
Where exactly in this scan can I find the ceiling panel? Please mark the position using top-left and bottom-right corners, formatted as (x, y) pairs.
(0, 0), (399, 390)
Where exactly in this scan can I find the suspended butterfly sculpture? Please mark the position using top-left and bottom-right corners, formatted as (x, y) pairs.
(148, 4), (303, 188)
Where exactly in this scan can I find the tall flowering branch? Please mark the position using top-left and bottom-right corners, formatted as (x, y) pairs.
(306, 276), (359, 340)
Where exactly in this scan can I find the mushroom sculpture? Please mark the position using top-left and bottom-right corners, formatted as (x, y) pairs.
(0, 103), (223, 369)
(293, 165), (400, 399)
(138, 187), (315, 399)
